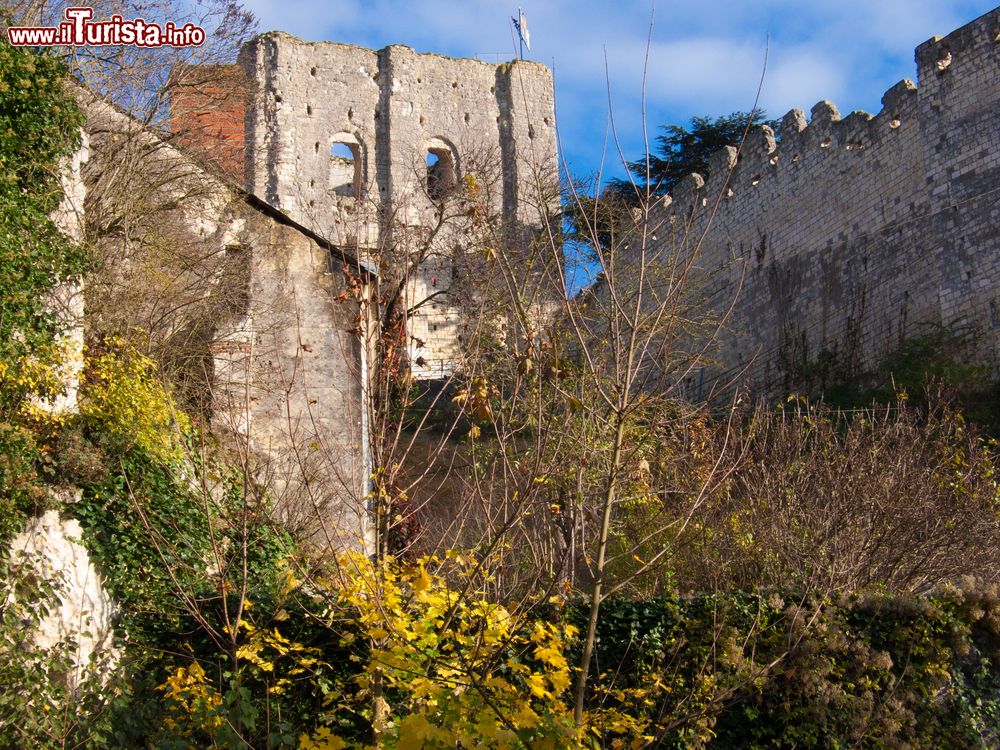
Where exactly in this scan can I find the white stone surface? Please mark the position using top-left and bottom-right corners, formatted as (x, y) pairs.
(8, 508), (116, 689)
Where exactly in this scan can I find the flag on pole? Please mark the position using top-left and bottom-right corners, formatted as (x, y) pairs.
(512, 7), (530, 53)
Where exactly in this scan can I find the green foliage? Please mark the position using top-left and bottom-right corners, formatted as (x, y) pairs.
(574, 585), (1000, 748)
(73, 336), (203, 635)
(2, 40), (998, 749)
(69, 437), (351, 748)
(74, 447), (213, 636)
(0, 42), (85, 202)
(614, 110), (778, 198)
(0, 549), (117, 749)
(781, 322), (1000, 431)
(715, 585), (1000, 748)
(0, 42), (85, 543)
(0, 420), (47, 543)
(0, 35), (346, 750)
(0, 43), (86, 392)
(872, 324), (991, 398)
(565, 110), (777, 255)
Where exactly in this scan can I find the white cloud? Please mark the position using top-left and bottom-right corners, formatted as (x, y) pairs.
(238, 0), (997, 178)
(761, 48), (847, 117)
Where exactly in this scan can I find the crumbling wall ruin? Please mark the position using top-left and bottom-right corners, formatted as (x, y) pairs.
(82, 89), (372, 545)
(646, 8), (1000, 397)
(167, 10), (999, 408)
(6, 128), (117, 693)
(237, 35), (559, 377)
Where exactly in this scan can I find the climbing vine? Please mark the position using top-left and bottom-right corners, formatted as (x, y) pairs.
(0, 41), (85, 542)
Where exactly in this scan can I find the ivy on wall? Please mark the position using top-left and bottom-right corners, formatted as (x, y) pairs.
(0, 42), (85, 542)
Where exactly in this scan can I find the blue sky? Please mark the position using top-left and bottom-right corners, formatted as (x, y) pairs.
(240, 1), (996, 186)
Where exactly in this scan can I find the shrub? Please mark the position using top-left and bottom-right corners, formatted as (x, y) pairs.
(81, 337), (192, 463)
(670, 396), (1000, 593)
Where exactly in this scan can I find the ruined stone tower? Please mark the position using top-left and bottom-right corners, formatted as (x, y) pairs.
(240, 35), (558, 377)
(173, 36), (559, 378)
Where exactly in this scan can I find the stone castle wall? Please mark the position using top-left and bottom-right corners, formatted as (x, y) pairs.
(82, 89), (371, 545)
(168, 12), (1000, 399)
(236, 35), (559, 377)
(645, 8), (1000, 397)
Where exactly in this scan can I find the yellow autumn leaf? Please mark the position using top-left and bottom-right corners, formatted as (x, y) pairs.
(299, 726), (347, 749)
(528, 672), (550, 699)
(512, 704), (540, 729)
(413, 562), (432, 592)
(397, 713), (435, 750)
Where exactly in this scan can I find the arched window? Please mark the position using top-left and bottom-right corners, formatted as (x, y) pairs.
(329, 132), (363, 198)
(425, 137), (458, 200)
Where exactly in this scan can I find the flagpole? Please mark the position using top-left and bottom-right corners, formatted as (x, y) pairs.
(513, 7), (529, 60)
(518, 7), (523, 59)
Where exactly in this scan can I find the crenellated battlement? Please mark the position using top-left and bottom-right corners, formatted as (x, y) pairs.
(915, 6), (1000, 84)
(656, 78), (926, 233)
(642, 6), (1000, 397)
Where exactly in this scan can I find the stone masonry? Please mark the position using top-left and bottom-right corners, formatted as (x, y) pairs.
(82, 87), (374, 546)
(174, 36), (559, 379)
(646, 7), (1000, 398)
(168, 9), (999, 408)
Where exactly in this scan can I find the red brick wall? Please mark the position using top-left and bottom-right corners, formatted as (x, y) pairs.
(169, 64), (247, 183)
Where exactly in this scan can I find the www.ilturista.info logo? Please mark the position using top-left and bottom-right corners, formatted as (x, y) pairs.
(7, 7), (205, 47)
